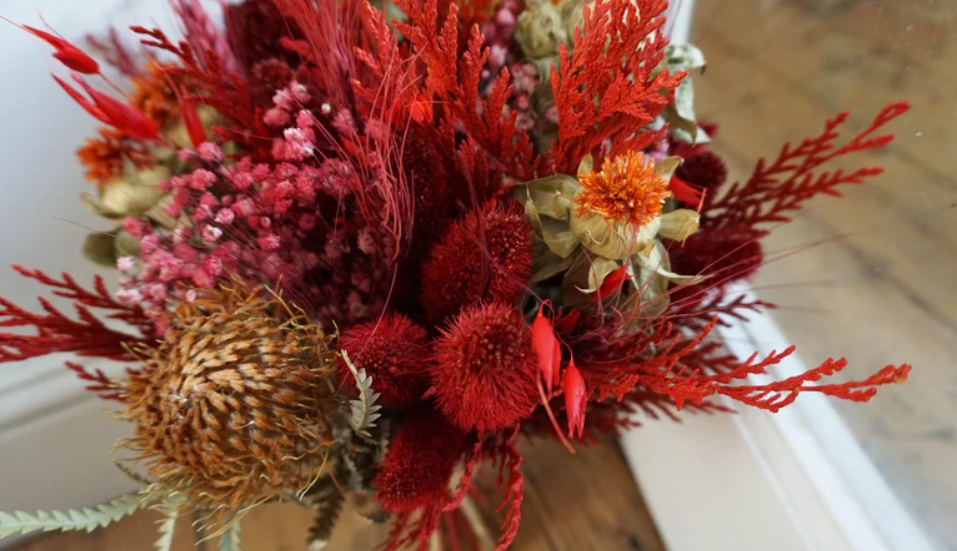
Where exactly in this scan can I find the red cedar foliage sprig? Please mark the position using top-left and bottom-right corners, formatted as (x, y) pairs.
(668, 292), (776, 333)
(708, 101), (911, 230)
(65, 361), (128, 402)
(550, 0), (683, 173)
(367, 0), (540, 180)
(0, 267), (154, 398)
(588, 319), (910, 413)
(130, 26), (258, 145)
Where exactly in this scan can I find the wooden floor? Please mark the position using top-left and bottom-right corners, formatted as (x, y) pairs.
(11, 439), (664, 551)
(690, 1), (957, 550)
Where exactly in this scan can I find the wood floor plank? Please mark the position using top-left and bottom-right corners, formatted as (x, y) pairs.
(10, 439), (663, 551)
(691, 3), (957, 549)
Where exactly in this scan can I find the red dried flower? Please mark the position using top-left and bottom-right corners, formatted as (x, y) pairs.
(338, 312), (431, 409)
(430, 302), (539, 433)
(675, 150), (727, 195)
(249, 58), (296, 109)
(669, 225), (765, 284)
(375, 407), (471, 513)
(224, 0), (303, 72)
(420, 202), (532, 323)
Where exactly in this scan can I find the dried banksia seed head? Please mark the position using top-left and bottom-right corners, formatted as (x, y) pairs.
(338, 312), (431, 409)
(124, 283), (339, 513)
(430, 302), (539, 433)
(420, 201), (533, 324)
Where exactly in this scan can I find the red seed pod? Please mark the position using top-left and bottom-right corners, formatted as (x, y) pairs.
(10, 20), (100, 74)
(531, 302), (558, 393)
(563, 359), (587, 438)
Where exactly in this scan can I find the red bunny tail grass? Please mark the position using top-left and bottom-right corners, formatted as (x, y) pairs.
(431, 302), (539, 433)
(420, 202), (533, 324)
(375, 407), (472, 513)
(338, 312), (431, 409)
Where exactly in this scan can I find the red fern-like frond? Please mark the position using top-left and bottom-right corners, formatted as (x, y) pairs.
(707, 101), (910, 229)
(0, 268), (153, 399)
(131, 26), (258, 147)
(549, 0), (683, 173)
(65, 361), (131, 402)
(382, 0), (540, 181)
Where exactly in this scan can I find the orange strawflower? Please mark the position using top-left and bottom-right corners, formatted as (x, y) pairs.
(575, 152), (673, 227)
(130, 61), (180, 126)
(76, 128), (154, 186)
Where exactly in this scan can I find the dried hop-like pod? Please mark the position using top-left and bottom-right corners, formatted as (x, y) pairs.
(123, 283), (339, 514)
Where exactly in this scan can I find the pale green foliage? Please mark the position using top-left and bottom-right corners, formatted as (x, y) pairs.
(218, 521), (241, 551)
(0, 494), (148, 537)
(341, 350), (382, 440)
(154, 511), (177, 551)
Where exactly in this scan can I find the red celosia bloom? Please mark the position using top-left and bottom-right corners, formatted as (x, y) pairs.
(224, 0), (303, 73)
(430, 302), (539, 433)
(420, 201), (533, 323)
(669, 225), (765, 284)
(375, 407), (471, 513)
(338, 312), (431, 408)
(676, 150), (728, 193)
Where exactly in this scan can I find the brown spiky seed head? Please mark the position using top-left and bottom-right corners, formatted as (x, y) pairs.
(123, 283), (338, 513)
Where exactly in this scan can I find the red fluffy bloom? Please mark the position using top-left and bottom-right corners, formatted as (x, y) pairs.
(430, 302), (539, 433)
(676, 150), (727, 194)
(420, 202), (532, 323)
(669, 225), (765, 284)
(375, 407), (471, 513)
(338, 313), (431, 409)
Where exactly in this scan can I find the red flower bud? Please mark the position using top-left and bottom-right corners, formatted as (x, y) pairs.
(54, 75), (159, 141)
(4, 18), (100, 74)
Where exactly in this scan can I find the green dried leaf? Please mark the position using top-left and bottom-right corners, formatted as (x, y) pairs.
(342, 351), (383, 441)
(577, 257), (621, 294)
(218, 521), (241, 551)
(83, 231), (118, 268)
(0, 494), (149, 538)
(154, 511), (177, 551)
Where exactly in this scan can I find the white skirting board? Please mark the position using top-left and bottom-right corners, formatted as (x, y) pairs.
(618, 283), (935, 551)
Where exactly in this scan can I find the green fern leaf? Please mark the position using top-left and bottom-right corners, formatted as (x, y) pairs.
(218, 521), (241, 551)
(0, 494), (147, 538)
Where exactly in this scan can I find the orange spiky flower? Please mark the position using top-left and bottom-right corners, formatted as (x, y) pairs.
(123, 282), (339, 517)
(576, 152), (673, 227)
